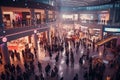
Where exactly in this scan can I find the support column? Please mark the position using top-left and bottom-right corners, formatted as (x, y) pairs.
(0, 7), (4, 31)
(45, 10), (49, 23)
(47, 30), (50, 43)
(114, 7), (120, 24)
(33, 33), (38, 50)
(1, 43), (10, 64)
(30, 9), (36, 26)
(109, 3), (116, 25)
(78, 13), (80, 22)
(53, 11), (55, 21)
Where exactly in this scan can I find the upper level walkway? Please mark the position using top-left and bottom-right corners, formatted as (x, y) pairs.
(0, 22), (56, 44)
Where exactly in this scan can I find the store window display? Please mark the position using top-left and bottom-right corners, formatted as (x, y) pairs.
(3, 14), (11, 29)
(3, 12), (23, 29)
(36, 13), (41, 24)
(13, 12), (22, 27)
(7, 36), (35, 63)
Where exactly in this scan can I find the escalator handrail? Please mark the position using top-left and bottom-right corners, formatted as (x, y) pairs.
(96, 36), (118, 46)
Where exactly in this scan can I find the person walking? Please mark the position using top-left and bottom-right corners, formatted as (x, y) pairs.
(73, 73), (78, 80)
(38, 61), (42, 72)
(45, 63), (51, 76)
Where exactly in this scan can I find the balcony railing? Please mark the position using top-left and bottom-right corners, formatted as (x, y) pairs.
(0, 19), (56, 30)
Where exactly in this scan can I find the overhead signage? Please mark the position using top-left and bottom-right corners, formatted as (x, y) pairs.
(104, 28), (120, 32)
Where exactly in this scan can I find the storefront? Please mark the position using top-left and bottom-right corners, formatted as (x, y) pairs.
(48, 10), (54, 22)
(6, 35), (36, 63)
(2, 7), (30, 29)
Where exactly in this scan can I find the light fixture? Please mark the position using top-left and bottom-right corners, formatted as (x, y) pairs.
(34, 30), (37, 33)
(3, 31), (6, 33)
(2, 37), (7, 43)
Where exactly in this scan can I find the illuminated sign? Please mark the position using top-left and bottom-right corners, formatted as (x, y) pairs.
(104, 28), (120, 32)
(2, 37), (7, 42)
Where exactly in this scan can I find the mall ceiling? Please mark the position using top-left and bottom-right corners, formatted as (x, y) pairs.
(58, 0), (117, 7)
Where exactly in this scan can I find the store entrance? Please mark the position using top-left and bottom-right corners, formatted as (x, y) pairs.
(7, 36), (35, 64)
(3, 14), (11, 29)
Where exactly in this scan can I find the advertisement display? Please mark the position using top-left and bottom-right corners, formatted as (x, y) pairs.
(79, 14), (98, 23)
(98, 12), (109, 24)
(102, 25), (120, 39)
(62, 14), (78, 21)
(62, 14), (74, 20)
(104, 28), (120, 33)
(98, 13), (109, 21)
(80, 14), (94, 20)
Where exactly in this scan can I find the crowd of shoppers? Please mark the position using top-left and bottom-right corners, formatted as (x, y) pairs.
(0, 28), (120, 80)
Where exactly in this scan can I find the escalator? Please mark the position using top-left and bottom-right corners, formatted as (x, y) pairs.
(96, 36), (119, 46)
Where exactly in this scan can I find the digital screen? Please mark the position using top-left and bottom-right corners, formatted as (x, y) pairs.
(80, 14), (94, 20)
(80, 14), (98, 20)
(98, 13), (109, 21)
(104, 28), (120, 32)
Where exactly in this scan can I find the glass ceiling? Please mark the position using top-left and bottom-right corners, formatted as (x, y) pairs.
(59, 0), (112, 7)
(57, 0), (120, 12)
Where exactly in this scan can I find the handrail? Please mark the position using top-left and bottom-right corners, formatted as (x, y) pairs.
(0, 20), (56, 30)
(96, 36), (119, 46)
